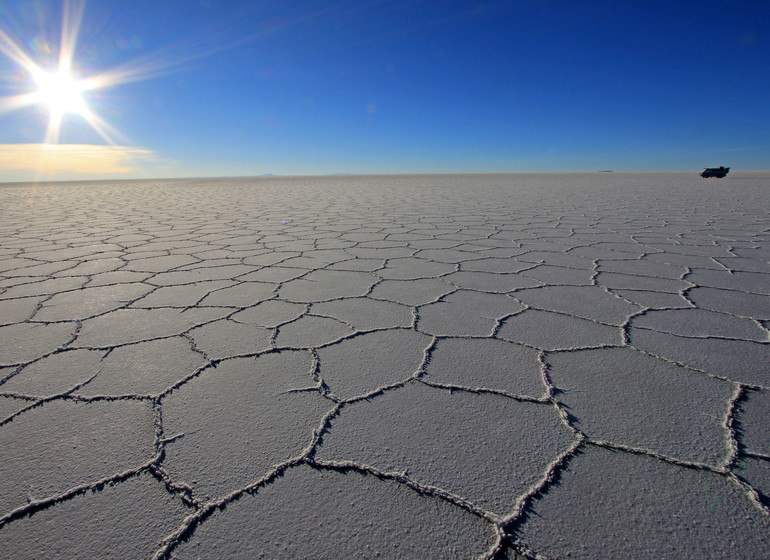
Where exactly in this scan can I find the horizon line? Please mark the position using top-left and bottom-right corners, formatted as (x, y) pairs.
(3, 169), (769, 186)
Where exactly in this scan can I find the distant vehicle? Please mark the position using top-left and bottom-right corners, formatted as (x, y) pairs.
(701, 166), (730, 178)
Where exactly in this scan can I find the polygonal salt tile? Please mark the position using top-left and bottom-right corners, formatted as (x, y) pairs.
(189, 319), (272, 359)
(52, 257), (125, 277)
(278, 255), (343, 270)
(241, 251), (300, 266)
(687, 286), (770, 320)
(237, 266), (308, 283)
(0, 349), (104, 397)
(149, 265), (257, 286)
(515, 446), (770, 559)
(278, 270), (376, 303)
(632, 308), (768, 341)
(131, 280), (234, 308)
(344, 246), (414, 259)
(548, 347), (733, 466)
(326, 258), (384, 272)
(0, 395), (32, 420)
(414, 248), (483, 263)
(123, 251), (168, 261)
(190, 248), (231, 259)
(735, 389), (770, 456)
(519, 264), (595, 285)
(734, 456), (770, 508)
(219, 234), (261, 247)
(171, 464), (496, 560)
(569, 244), (645, 259)
(369, 278), (454, 306)
(407, 239), (460, 250)
(317, 330), (432, 400)
(1, 260), (77, 277)
(0, 296), (44, 326)
(109, 233), (152, 245)
(628, 328), (770, 387)
(175, 258), (245, 270)
(460, 258), (532, 273)
(0, 257), (38, 273)
(472, 238), (523, 250)
(198, 282), (276, 307)
(418, 290), (525, 337)
(498, 309), (621, 351)
(86, 270), (152, 287)
(311, 297), (413, 330)
(596, 271), (689, 292)
(0, 277), (38, 290)
(73, 308), (229, 348)
(597, 258), (687, 279)
(376, 257), (455, 280)
(274, 315), (353, 348)
(317, 383), (574, 516)
(297, 248), (352, 263)
(716, 256), (770, 274)
(231, 300), (306, 328)
(76, 337), (207, 397)
(513, 286), (642, 326)
(33, 283), (153, 321)
(0, 322), (77, 366)
(480, 247), (532, 262)
(650, 243), (734, 258)
(425, 338), (546, 398)
(0, 473), (189, 560)
(644, 252), (725, 270)
(686, 269), (770, 294)
(443, 271), (540, 292)
(515, 251), (595, 269)
(0, 399), (156, 516)
(122, 253), (200, 272)
(161, 354), (333, 501)
(0, 277), (86, 300)
(609, 289), (692, 309)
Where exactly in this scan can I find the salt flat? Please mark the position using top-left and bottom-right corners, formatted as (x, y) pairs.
(0, 172), (768, 559)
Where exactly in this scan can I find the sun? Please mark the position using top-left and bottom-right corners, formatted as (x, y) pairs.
(1, 0), (225, 147)
(0, 1), (142, 146)
(32, 67), (88, 116)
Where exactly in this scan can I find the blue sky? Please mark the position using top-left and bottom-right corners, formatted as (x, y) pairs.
(0, 0), (768, 181)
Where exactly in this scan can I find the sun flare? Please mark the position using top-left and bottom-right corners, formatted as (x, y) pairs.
(32, 68), (87, 116)
(0, 0), (160, 146)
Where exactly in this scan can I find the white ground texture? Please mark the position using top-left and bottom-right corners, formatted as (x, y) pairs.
(0, 172), (769, 559)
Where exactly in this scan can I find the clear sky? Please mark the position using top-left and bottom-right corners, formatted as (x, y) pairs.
(0, 0), (768, 181)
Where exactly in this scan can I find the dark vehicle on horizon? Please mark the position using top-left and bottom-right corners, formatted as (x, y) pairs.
(701, 166), (730, 178)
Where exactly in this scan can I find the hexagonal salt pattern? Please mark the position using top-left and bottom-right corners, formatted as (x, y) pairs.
(161, 353), (334, 502)
(0, 399), (156, 516)
(316, 383), (574, 517)
(0, 474), (190, 560)
(547, 347), (734, 466)
(2, 174), (769, 558)
(514, 446), (770, 559)
(170, 465), (498, 559)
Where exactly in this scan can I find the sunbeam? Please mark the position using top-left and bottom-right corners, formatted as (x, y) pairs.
(0, 1), (105, 145)
(0, 0), (194, 147)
